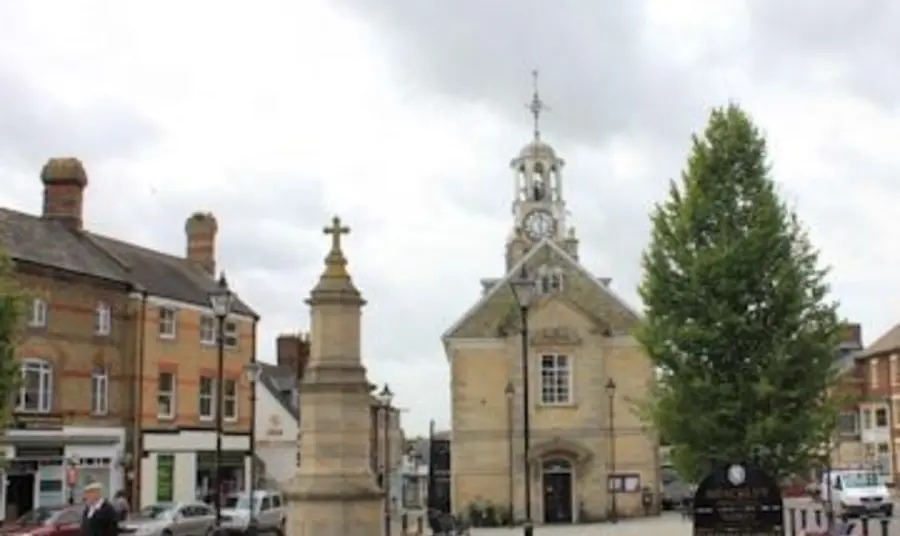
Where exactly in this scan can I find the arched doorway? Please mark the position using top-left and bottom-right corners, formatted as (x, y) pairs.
(542, 458), (573, 523)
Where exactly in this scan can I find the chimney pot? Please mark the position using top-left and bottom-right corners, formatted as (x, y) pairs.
(41, 157), (88, 230)
(185, 211), (218, 276)
(277, 333), (311, 380)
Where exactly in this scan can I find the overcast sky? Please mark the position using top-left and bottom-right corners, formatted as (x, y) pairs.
(1, 1), (898, 436)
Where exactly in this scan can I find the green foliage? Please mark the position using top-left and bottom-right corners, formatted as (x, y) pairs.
(0, 246), (23, 426)
(636, 104), (842, 483)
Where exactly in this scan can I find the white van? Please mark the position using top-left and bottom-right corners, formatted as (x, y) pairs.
(820, 470), (892, 518)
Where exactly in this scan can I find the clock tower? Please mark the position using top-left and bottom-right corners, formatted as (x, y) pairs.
(506, 71), (579, 269)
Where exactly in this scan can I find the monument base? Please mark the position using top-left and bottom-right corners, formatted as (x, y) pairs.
(285, 473), (385, 536)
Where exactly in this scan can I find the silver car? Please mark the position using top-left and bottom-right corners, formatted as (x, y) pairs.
(123, 502), (217, 536)
(220, 491), (286, 535)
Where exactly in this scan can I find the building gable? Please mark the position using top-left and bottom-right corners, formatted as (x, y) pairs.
(443, 239), (641, 343)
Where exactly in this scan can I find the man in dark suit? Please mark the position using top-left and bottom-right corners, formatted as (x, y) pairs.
(81, 482), (120, 536)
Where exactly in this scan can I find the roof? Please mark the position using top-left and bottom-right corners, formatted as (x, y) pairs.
(0, 207), (130, 283)
(441, 238), (640, 342)
(258, 362), (299, 420)
(0, 207), (256, 317)
(88, 233), (256, 317)
(858, 323), (900, 359)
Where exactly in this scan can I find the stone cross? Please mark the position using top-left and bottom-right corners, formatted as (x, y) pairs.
(323, 216), (350, 251)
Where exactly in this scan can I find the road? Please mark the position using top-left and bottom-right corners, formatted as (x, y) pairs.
(468, 499), (898, 535)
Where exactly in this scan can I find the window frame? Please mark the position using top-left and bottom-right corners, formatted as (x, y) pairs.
(199, 315), (216, 346)
(90, 367), (109, 416)
(838, 410), (859, 435)
(875, 407), (889, 428)
(539, 353), (573, 405)
(199, 376), (215, 421)
(224, 320), (239, 349)
(94, 301), (112, 336)
(157, 372), (176, 419)
(28, 298), (48, 328)
(223, 379), (238, 422)
(18, 358), (53, 413)
(158, 307), (178, 340)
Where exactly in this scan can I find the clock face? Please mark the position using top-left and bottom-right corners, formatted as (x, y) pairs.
(523, 210), (555, 240)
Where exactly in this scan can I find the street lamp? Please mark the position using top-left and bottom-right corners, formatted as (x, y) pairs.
(243, 362), (263, 536)
(209, 272), (233, 530)
(509, 266), (536, 536)
(504, 382), (515, 527)
(606, 378), (618, 524)
(379, 384), (394, 536)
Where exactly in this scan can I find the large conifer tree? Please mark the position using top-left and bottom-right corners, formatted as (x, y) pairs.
(637, 104), (841, 481)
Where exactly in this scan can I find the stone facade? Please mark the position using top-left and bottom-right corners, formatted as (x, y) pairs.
(441, 95), (659, 524)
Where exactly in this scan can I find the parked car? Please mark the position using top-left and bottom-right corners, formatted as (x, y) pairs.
(0, 505), (83, 536)
(121, 502), (216, 536)
(661, 465), (693, 511)
(821, 470), (893, 518)
(219, 491), (286, 535)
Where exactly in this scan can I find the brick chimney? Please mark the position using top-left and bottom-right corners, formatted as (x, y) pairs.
(277, 332), (311, 380)
(41, 157), (88, 230)
(185, 212), (218, 276)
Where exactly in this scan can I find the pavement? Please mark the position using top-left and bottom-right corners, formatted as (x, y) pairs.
(466, 499), (900, 536)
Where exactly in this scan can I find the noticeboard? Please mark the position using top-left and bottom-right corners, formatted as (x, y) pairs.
(692, 462), (784, 536)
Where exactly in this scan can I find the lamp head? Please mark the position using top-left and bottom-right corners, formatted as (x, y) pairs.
(605, 378), (617, 396)
(243, 362), (262, 382)
(378, 383), (394, 406)
(209, 271), (234, 318)
(510, 265), (536, 308)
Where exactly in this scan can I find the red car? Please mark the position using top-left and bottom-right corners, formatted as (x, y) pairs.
(1, 505), (83, 536)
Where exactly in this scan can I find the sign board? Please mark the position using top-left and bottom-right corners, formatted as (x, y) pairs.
(692, 462), (784, 536)
(266, 415), (283, 437)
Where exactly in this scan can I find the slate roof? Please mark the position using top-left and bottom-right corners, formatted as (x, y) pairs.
(0, 207), (257, 317)
(0, 207), (129, 283)
(858, 323), (900, 359)
(258, 362), (299, 420)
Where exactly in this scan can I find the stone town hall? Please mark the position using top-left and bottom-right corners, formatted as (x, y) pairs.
(441, 85), (659, 524)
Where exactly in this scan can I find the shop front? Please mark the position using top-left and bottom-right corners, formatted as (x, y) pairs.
(140, 430), (250, 508)
(0, 419), (127, 522)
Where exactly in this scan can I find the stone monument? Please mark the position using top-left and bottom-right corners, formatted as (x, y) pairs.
(284, 216), (384, 536)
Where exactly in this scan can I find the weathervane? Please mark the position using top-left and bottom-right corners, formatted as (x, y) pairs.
(526, 69), (549, 141)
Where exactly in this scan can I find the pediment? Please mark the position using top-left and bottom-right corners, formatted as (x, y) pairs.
(443, 240), (640, 342)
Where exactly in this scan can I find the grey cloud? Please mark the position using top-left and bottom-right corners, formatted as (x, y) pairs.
(339, 0), (716, 148)
(744, 0), (900, 106)
(0, 69), (160, 167)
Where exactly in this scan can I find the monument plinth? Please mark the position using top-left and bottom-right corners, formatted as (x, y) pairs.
(284, 216), (383, 536)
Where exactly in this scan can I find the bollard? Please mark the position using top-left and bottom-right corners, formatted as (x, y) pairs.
(416, 515), (423, 535)
(861, 515), (870, 536)
(788, 508), (796, 536)
(401, 513), (408, 535)
(814, 509), (822, 527)
(880, 517), (890, 536)
(800, 509), (808, 530)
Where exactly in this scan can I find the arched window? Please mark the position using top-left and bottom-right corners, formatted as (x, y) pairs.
(18, 359), (52, 413)
(94, 302), (112, 335)
(536, 266), (565, 295)
(91, 367), (109, 415)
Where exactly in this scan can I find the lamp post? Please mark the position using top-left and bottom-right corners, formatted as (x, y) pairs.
(606, 378), (618, 524)
(504, 381), (515, 526)
(243, 362), (262, 536)
(509, 266), (536, 536)
(379, 384), (394, 536)
(209, 273), (234, 532)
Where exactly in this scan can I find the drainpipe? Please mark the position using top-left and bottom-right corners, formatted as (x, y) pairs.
(133, 290), (148, 508)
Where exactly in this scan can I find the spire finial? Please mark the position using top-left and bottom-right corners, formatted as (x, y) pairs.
(527, 69), (546, 141)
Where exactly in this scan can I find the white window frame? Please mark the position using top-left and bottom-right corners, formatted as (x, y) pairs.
(870, 359), (879, 388)
(536, 266), (564, 295)
(18, 359), (53, 413)
(157, 372), (176, 419)
(199, 315), (216, 346)
(838, 410), (859, 435)
(199, 376), (215, 421)
(94, 302), (112, 336)
(875, 406), (889, 428)
(224, 320), (239, 348)
(158, 307), (177, 339)
(90, 367), (109, 415)
(223, 379), (238, 422)
(539, 354), (572, 405)
(28, 299), (48, 327)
